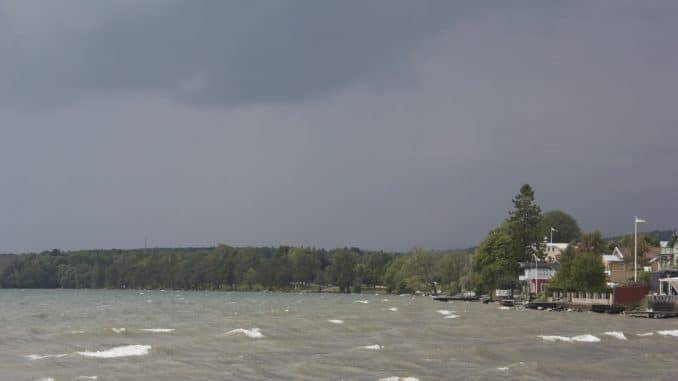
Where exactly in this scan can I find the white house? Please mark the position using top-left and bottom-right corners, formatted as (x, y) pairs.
(544, 242), (569, 263)
(519, 262), (556, 294)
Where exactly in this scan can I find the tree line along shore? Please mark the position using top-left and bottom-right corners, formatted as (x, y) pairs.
(0, 184), (668, 295)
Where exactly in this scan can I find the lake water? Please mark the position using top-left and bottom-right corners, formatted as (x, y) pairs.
(1, 290), (677, 380)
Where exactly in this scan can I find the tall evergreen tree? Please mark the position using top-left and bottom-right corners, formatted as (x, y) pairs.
(507, 184), (544, 262)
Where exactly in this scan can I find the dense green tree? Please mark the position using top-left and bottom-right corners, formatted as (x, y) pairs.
(569, 253), (607, 292)
(507, 184), (544, 262)
(548, 245), (575, 291)
(401, 248), (438, 294)
(437, 251), (472, 294)
(327, 250), (357, 293)
(383, 256), (412, 294)
(472, 227), (515, 294)
(578, 230), (606, 255)
(540, 210), (582, 243)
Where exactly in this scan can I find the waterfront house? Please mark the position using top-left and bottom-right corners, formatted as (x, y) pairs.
(602, 247), (630, 285)
(519, 261), (556, 294)
(544, 242), (569, 263)
(655, 233), (678, 270)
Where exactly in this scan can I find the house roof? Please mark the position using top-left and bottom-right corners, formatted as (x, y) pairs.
(602, 254), (624, 263)
(645, 247), (661, 259)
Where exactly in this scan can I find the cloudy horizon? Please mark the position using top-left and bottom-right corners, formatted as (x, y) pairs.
(1, 1), (677, 253)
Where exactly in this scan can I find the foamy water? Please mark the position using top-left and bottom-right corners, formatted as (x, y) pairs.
(328, 319), (344, 324)
(77, 345), (152, 358)
(225, 328), (264, 338)
(359, 344), (383, 350)
(26, 353), (68, 360)
(3, 290), (678, 380)
(657, 329), (678, 337)
(140, 328), (175, 333)
(603, 331), (627, 340)
(538, 334), (601, 343)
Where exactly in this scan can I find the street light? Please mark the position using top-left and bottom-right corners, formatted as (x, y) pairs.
(634, 216), (647, 282)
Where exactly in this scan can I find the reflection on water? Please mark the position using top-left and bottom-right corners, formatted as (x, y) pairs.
(1, 289), (677, 380)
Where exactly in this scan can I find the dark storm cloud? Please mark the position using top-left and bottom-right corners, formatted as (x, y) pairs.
(0, 1), (677, 253)
(0, 1), (491, 110)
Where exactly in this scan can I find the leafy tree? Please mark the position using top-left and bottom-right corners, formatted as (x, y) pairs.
(383, 256), (412, 294)
(472, 227), (514, 294)
(507, 184), (544, 262)
(402, 248), (438, 294)
(327, 250), (357, 293)
(437, 251), (472, 294)
(548, 245), (575, 291)
(578, 230), (606, 255)
(569, 253), (607, 292)
(540, 210), (581, 243)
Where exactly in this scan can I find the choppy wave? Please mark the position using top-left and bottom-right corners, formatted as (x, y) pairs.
(355, 300), (369, 304)
(603, 331), (626, 340)
(111, 328), (126, 334)
(436, 310), (454, 315)
(226, 328), (264, 338)
(26, 353), (68, 360)
(77, 345), (152, 358)
(657, 329), (678, 337)
(328, 319), (344, 324)
(359, 344), (383, 350)
(140, 328), (175, 333)
(538, 334), (600, 343)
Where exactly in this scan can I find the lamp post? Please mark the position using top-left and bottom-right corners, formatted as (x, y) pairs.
(634, 216), (647, 282)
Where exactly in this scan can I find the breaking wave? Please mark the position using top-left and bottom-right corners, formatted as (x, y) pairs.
(603, 331), (627, 340)
(140, 328), (175, 333)
(538, 334), (600, 343)
(77, 345), (151, 358)
(225, 328), (264, 338)
(26, 353), (68, 360)
(328, 319), (344, 324)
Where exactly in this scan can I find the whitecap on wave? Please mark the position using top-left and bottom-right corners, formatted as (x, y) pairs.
(140, 328), (175, 333)
(538, 334), (600, 343)
(355, 300), (369, 304)
(637, 332), (654, 337)
(359, 344), (383, 350)
(77, 345), (151, 358)
(328, 319), (344, 324)
(76, 377), (98, 380)
(657, 329), (678, 337)
(111, 328), (126, 334)
(436, 310), (454, 316)
(225, 328), (264, 338)
(26, 353), (68, 360)
(388, 307), (398, 312)
(444, 314), (460, 319)
(603, 331), (626, 340)
(378, 377), (418, 381)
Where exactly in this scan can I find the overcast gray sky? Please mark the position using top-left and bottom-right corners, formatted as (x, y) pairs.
(1, 1), (677, 253)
